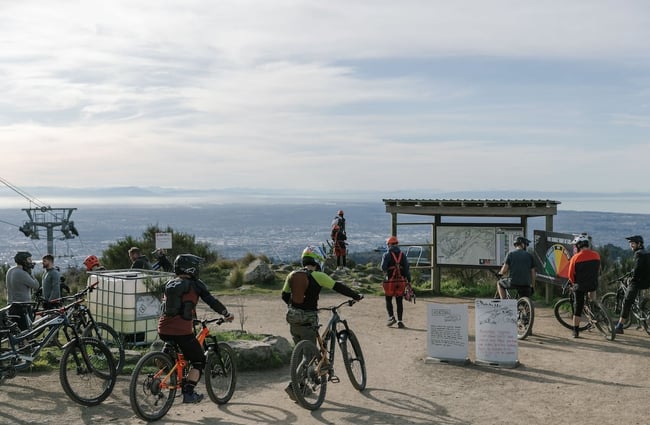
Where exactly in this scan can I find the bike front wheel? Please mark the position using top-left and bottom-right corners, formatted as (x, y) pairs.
(600, 292), (632, 329)
(129, 351), (177, 422)
(59, 337), (116, 406)
(338, 329), (366, 391)
(290, 340), (327, 410)
(205, 342), (237, 404)
(553, 297), (591, 331)
(517, 297), (534, 340)
(82, 322), (125, 374)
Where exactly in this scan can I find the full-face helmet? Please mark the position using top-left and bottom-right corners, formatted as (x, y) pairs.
(173, 254), (203, 278)
(301, 245), (326, 271)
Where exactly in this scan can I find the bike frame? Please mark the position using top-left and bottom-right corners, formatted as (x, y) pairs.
(314, 300), (354, 380)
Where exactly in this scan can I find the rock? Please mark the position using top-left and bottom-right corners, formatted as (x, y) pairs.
(226, 335), (292, 369)
(243, 259), (276, 285)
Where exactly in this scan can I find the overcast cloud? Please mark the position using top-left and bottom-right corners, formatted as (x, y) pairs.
(1, 0), (649, 196)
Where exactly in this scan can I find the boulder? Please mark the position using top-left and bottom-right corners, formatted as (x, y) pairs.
(243, 259), (276, 285)
(227, 335), (292, 369)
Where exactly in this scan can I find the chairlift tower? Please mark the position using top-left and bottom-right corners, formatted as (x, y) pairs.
(19, 206), (79, 256)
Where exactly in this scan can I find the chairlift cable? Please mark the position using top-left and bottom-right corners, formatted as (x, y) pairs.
(0, 176), (49, 209)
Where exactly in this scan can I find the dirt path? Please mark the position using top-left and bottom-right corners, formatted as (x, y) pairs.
(1, 293), (649, 425)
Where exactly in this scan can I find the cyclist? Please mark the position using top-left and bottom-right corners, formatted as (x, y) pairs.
(613, 235), (650, 334)
(6, 251), (39, 330)
(496, 236), (536, 299)
(158, 254), (234, 403)
(567, 234), (601, 338)
(281, 245), (363, 400)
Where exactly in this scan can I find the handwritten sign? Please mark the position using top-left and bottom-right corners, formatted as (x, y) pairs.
(427, 303), (468, 363)
(474, 299), (518, 367)
(155, 232), (173, 250)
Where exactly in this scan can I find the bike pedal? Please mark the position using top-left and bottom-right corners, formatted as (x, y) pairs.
(329, 375), (340, 383)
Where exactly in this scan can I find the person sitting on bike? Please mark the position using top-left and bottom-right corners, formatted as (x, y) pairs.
(567, 234), (601, 338)
(158, 254), (234, 403)
(281, 245), (363, 400)
(613, 235), (650, 335)
(497, 236), (536, 300)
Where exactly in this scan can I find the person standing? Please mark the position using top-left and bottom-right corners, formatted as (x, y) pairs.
(41, 254), (61, 309)
(331, 224), (347, 269)
(613, 235), (650, 334)
(567, 234), (601, 338)
(281, 245), (363, 399)
(381, 236), (411, 328)
(497, 236), (536, 299)
(158, 254), (234, 403)
(5, 251), (40, 330)
(129, 246), (151, 269)
(331, 210), (346, 235)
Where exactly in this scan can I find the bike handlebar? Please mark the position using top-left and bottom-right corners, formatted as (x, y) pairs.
(318, 298), (360, 312)
(607, 272), (632, 286)
(192, 317), (226, 327)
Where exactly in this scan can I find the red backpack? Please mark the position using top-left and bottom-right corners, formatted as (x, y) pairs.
(383, 251), (407, 297)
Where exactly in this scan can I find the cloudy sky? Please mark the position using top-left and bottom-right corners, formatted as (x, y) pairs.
(1, 1), (649, 196)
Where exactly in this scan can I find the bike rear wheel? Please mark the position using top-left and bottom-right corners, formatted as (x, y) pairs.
(338, 329), (366, 390)
(517, 297), (534, 340)
(83, 322), (125, 374)
(637, 298), (650, 335)
(129, 351), (177, 421)
(553, 297), (591, 331)
(588, 302), (615, 340)
(290, 340), (327, 410)
(205, 342), (237, 404)
(59, 337), (116, 406)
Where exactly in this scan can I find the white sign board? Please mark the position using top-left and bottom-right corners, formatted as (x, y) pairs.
(426, 303), (468, 362)
(474, 299), (518, 366)
(155, 232), (173, 250)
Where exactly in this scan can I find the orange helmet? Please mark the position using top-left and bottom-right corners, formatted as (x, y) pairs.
(386, 236), (399, 245)
(83, 255), (100, 271)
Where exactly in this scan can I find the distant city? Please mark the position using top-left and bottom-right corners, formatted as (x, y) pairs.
(2, 189), (649, 268)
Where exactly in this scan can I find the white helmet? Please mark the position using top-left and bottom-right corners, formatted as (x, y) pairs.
(571, 234), (590, 249)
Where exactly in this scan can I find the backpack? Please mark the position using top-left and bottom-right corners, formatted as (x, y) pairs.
(382, 251), (407, 297)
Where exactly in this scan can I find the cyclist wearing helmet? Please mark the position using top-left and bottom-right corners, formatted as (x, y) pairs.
(381, 236), (411, 328)
(6, 251), (39, 330)
(613, 235), (650, 334)
(158, 254), (234, 403)
(497, 236), (536, 300)
(567, 234), (601, 338)
(281, 245), (362, 400)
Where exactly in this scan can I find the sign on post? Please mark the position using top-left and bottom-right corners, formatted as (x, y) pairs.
(155, 232), (173, 250)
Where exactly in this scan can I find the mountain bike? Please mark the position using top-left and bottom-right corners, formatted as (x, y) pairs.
(129, 316), (237, 422)
(0, 300), (117, 406)
(289, 299), (366, 411)
(494, 277), (535, 340)
(553, 281), (615, 340)
(35, 281), (125, 373)
(600, 273), (650, 335)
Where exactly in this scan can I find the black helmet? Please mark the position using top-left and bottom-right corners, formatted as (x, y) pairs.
(514, 237), (530, 247)
(14, 251), (33, 267)
(626, 235), (644, 244)
(173, 254), (203, 278)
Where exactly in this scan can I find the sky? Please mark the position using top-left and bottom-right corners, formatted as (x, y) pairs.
(1, 0), (649, 196)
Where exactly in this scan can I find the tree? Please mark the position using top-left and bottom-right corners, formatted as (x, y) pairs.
(101, 225), (218, 269)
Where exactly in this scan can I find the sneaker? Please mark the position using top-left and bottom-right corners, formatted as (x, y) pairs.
(397, 321), (405, 329)
(387, 317), (396, 327)
(572, 329), (579, 338)
(182, 392), (204, 403)
(284, 384), (296, 401)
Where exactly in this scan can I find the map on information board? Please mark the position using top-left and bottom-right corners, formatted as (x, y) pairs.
(436, 226), (523, 266)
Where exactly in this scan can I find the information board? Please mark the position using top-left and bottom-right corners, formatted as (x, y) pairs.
(474, 298), (518, 367)
(436, 226), (524, 266)
(426, 303), (469, 363)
